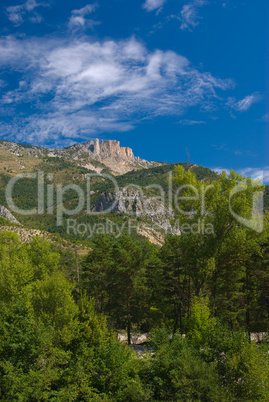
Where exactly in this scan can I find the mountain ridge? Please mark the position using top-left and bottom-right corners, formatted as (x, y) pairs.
(0, 138), (161, 175)
(1, 138), (267, 246)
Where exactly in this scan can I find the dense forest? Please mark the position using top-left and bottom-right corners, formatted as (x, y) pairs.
(1, 167), (269, 400)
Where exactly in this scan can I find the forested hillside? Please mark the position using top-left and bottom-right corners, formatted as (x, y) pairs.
(0, 159), (221, 244)
(1, 140), (268, 245)
(0, 166), (269, 400)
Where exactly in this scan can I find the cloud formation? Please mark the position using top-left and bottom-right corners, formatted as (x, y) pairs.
(68, 3), (99, 29)
(6, 0), (48, 25)
(180, 0), (207, 31)
(228, 93), (261, 112)
(212, 167), (230, 175)
(0, 36), (235, 146)
(261, 113), (269, 122)
(143, 0), (167, 12)
(238, 167), (269, 183)
(213, 167), (269, 183)
(179, 119), (206, 125)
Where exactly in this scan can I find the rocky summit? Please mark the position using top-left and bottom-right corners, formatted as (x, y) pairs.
(0, 138), (161, 175)
(86, 139), (135, 160)
(49, 139), (160, 175)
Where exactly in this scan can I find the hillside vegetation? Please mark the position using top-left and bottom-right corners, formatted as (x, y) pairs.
(0, 140), (268, 246)
(0, 163), (269, 399)
(0, 145), (220, 244)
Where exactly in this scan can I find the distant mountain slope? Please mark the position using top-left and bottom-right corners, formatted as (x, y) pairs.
(0, 139), (161, 176)
(50, 139), (161, 175)
(0, 139), (268, 245)
(0, 147), (220, 245)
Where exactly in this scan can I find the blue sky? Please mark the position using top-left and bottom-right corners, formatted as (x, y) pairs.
(0, 0), (268, 180)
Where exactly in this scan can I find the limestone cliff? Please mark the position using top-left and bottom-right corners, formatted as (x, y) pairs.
(49, 138), (161, 175)
(92, 188), (175, 233)
(77, 139), (135, 161)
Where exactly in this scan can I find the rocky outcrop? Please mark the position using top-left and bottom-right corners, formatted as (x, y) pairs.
(0, 206), (21, 225)
(0, 140), (45, 158)
(0, 138), (163, 176)
(51, 138), (161, 175)
(92, 188), (175, 232)
(78, 139), (135, 161)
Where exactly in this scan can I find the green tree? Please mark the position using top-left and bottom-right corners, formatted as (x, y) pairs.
(170, 166), (269, 331)
(149, 332), (230, 401)
(109, 235), (153, 345)
(82, 235), (114, 314)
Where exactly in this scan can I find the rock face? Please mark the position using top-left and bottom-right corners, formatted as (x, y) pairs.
(92, 188), (175, 232)
(81, 139), (135, 161)
(0, 138), (163, 176)
(0, 206), (21, 225)
(49, 138), (161, 175)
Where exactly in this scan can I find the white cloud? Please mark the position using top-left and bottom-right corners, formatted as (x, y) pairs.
(236, 94), (261, 111)
(143, 0), (167, 12)
(228, 93), (261, 112)
(261, 113), (269, 122)
(68, 3), (100, 29)
(178, 119), (206, 125)
(238, 167), (269, 183)
(29, 13), (43, 24)
(180, 0), (207, 31)
(213, 167), (269, 183)
(6, 0), (48, 25)
(0, 113), (134, 148)
(0, 36), (234, 146)
(212, 167), (230, 175)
